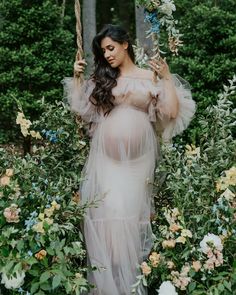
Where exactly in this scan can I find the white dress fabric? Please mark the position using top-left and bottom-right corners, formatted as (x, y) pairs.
(63, 74), (196, 295)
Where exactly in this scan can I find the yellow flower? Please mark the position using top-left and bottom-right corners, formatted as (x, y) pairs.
(75, 273), (83, 279)
(6, 169), (14, 177)
(220, 188), (235, 202)
(30, 130), (42, 139)
(44, 207), (54, 217)
(162, 239), (176, 249)
(35, 249), (47, 260)
(216, 166), (236, 191)
(172, 208), (180, 218)
(167, 260), (175, 269)
(33, 222), (45, 234)
(38, 213), (45, 221)
(141, 262), (151, 276)
(51, 200), (60, 210)
(21, 127), (29, 137)
(72, 192), (80, 203)
(16, 112), (24, 124)
(176, 236), (186, 244)
(185, 144), (200, 158)
(181, 229), (193, 238)
(44, 218), (53, 225)
(149, 252), (161, 267)
(16, 112), (32, 137)
(0, 175), (10, 186)
(225, 166), (236, 185)
(168, 36), (183, 55)
(192, 261), (202, 272)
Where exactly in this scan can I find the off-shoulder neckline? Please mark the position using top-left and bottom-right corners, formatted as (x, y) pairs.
(118, 76), (153, 81)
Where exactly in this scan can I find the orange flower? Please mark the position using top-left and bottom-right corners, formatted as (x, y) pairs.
(72, 192), (80, 203)
(162, 239), (176, 249)
(169, 223), (182, 233)
(35, 249), (47, 260)
(149, 252), (161, 267)
(141, 262), (151, 276)
(192, 261), (202, 272)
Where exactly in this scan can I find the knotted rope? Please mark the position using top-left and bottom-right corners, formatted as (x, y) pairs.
(74, 0), (84, 84)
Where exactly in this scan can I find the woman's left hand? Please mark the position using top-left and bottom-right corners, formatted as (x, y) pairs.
(148, 57), (171, 79)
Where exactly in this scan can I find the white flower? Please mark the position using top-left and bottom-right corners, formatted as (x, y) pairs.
(159, 0), (176, 16)
(1, 271), (25, 289)
(158, 281), (178, 295)
(200, 233), (223, 254)
(219, 188), (235, 201)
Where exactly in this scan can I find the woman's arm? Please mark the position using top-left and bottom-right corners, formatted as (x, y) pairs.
(149, 58), (179, 119)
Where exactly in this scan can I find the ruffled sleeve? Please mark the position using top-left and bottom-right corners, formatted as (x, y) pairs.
(62, 77), (100, 123)
(148, 74), (196, 142)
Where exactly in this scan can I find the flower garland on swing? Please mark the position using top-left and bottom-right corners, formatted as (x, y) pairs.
(136, 0), (183, 59)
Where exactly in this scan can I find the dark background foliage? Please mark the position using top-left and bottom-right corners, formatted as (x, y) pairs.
(0, 0), (235, 144)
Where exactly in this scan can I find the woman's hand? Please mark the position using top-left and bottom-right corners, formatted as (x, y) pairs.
(148, 57), (171, 80)
(74, 59), (87, 76)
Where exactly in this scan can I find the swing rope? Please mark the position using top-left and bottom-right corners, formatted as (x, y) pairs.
(74, 0), (84, 83)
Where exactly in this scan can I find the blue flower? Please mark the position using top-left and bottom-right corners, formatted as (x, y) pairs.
(24, 217), (37, 231)
(55, 195), (61, 202)
(41, 129), (60, 143)
(27, 250), (33, 257)
(30, 211), (38, 218)
(144, 9), (160, 34)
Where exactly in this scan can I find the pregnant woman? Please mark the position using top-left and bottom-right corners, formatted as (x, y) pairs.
(64, 24), (196, 295)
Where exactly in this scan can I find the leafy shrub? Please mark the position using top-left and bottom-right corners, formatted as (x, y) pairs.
(0, 101), (92, 295)
(134, 76), (236, 294)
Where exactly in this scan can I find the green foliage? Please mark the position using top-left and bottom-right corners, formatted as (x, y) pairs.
(133, 76), (236, 294)
(0, 101), (93, 294)
(168, 1), (236, 142)
(0, 0), (75, 143)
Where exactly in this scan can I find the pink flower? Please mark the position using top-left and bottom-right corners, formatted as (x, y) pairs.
(3, 204), (20, 223)
(204, 259), (215, 270)
(169, 223), (182, 233)
(207, 249), (214, 258)
(0, 175), (10, 186)
(141, 262), (151, 276)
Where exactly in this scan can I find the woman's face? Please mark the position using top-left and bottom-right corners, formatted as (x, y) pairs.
(101, 37), (128, 68)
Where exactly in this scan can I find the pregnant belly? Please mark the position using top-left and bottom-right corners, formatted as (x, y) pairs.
(102, 106), (151, 161)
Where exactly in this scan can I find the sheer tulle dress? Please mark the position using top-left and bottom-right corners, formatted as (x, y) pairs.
(63, 74), (196, 295)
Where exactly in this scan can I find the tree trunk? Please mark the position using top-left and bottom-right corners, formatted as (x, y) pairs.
(135, 5), (153, 56)
(60, 0), (66, 25)
(82, 0), (96, 77)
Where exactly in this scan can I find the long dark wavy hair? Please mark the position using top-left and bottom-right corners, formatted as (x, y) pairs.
(90, 24), (135, 115)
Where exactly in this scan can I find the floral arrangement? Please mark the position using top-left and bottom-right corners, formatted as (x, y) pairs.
(0, 75), (235, 294)
(133, 76), (236, 294)
(135, 0), (183, 57)
(0, 102), (92, 294)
